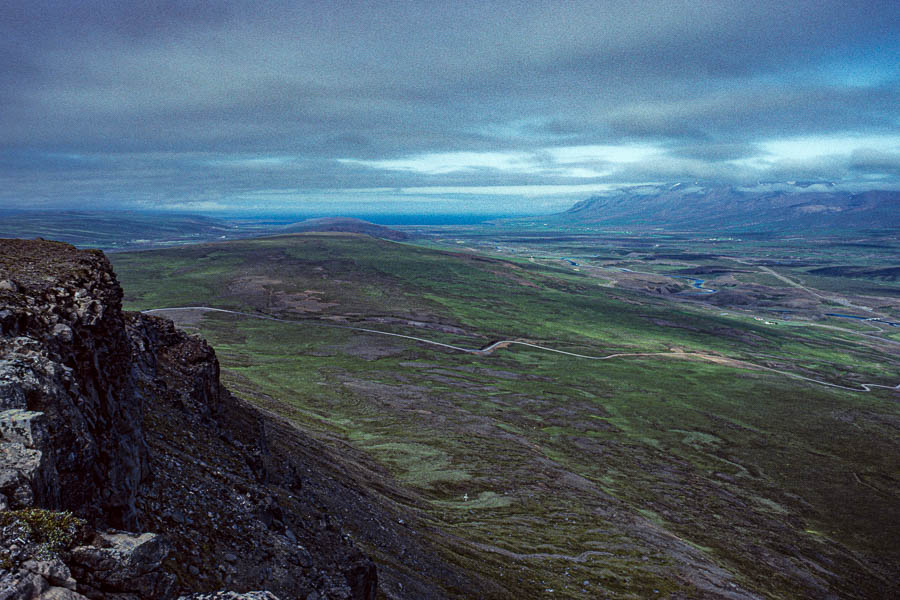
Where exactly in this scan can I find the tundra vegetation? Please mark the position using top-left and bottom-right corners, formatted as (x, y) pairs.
(112, 231), (900, 599)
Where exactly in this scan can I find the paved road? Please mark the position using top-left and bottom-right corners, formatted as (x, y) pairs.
(144, 306), (899, 394)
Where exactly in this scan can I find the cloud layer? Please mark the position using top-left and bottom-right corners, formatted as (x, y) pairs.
(1, 1), (898, 214)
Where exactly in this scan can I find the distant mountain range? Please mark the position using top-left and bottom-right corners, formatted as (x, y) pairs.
(0, 210), (237, 249)
(548, 185), (899, 232)
(281, 217), (409, 240)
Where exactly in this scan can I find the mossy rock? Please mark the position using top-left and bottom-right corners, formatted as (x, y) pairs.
(0, 508), (86, 553)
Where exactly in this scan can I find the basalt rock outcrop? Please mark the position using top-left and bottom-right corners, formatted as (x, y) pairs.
(0, 239), (376, 600)
(0, 241), (146, 528)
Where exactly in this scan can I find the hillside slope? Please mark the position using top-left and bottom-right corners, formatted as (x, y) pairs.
(111, 234), (900, 599)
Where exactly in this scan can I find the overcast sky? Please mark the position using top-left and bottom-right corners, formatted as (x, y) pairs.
(1, 0), (898, 215)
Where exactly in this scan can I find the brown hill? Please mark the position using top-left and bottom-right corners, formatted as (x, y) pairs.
(281, 218), (408, 241)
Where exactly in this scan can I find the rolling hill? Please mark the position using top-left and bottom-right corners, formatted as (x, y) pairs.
(281, 217), (409, 240)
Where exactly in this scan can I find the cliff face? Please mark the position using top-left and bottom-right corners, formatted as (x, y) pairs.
(126, 313), (376, 599)
(0, 239), (376, 600)
(0, 239), (147, 528)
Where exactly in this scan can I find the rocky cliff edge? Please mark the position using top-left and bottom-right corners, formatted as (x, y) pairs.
(0, 239), (376, 600)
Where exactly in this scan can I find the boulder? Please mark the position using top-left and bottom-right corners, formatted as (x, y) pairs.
(39, 587), (91, 600)
(23, 558), (78, 590)
(69, 532), (176, 600)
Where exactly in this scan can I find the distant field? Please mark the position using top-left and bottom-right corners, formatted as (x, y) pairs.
(113, 233), (900, 599)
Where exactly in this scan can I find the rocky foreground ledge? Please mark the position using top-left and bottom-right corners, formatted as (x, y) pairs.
(0, 239), (376, 600)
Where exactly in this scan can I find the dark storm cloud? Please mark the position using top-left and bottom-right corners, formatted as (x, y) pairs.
(668, 144), (761, 162)
(1, 0), (898, 211)
(849, 149), (900, 175)
(601, 84), (900, 141)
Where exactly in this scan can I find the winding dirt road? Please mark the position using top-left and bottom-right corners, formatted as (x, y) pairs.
(144, 306), (899, 394)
